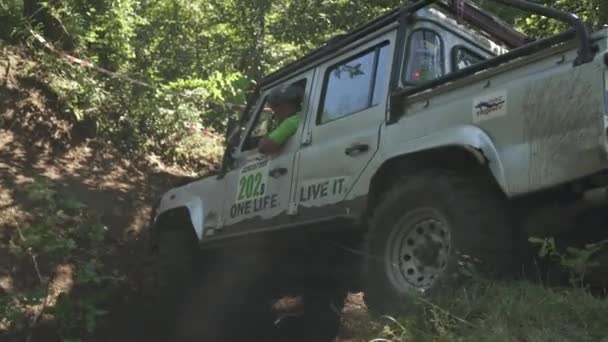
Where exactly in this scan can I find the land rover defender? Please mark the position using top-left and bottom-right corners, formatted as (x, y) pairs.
(149, 0), (608, 338)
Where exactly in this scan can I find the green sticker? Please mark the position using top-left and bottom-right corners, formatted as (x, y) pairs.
(236, 159), (269, 202)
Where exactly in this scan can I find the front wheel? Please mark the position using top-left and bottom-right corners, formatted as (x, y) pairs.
(363, 169), (514, 313)
(152, 228), (199, 340)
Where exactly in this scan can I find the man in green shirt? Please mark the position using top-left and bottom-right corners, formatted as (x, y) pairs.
(258, 85), (303, 155)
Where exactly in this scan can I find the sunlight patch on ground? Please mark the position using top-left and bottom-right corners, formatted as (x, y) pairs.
(0, 275), (14, 293)
(46, 263), (74, 306)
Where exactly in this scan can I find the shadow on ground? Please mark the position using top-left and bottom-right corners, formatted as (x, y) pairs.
(0, 111), (356, 342)
(0, 51), (362, 342)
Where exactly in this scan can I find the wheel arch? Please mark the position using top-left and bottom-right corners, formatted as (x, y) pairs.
(149, 206), (199, 252)
(367, 143), (507, 218)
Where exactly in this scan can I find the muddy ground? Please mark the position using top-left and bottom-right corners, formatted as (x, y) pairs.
(0, 44), (369, 342)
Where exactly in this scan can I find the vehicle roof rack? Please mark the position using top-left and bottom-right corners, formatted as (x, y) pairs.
(259, 0), (593, 89)
(438, 0), (531, 47)
(259, 0), (528, 88)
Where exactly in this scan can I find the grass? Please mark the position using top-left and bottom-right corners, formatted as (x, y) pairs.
(350, 280), (608, 342)
(3, 178), (607, 341)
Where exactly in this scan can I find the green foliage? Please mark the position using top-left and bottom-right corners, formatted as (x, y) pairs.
(0, 287), (47, 334)
(529, 237), (608, 287)
(9, 0), (406, 170)
(515, 0), (606, 37)
(0, 0), (27, 42)
(2, 0), (607, 169)
(6, 0), (416, 168)
(475, 0), (607, 37)
(1, 177), (125, 339)
(50, 292), (109, 337)
(42, 54), (108, 122)
(357, 280), (608, 342)
(3, 2), (608, 340)
(171, 130), (225, 169)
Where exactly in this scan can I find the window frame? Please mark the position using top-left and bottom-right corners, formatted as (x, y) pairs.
(316, 41), (390, 126)
(400, 28), (445, 86)
(240, 94), (271, 152)
(451, 45), (486, 72)
(239, 78), (309, 152)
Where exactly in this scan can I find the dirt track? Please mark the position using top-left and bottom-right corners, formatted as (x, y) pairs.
(0, 45), (371, 342)
(0, 125), (368, 341)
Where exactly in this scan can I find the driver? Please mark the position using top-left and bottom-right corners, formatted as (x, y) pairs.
(258, 85), (303, 155)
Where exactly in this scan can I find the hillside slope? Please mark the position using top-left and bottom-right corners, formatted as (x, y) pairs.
(0, 43), (193, 342)
(0, 42), (365, 342)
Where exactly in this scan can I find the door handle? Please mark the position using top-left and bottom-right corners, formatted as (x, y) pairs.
(269, 167), (288, 178)
(345, 143), (370, 157)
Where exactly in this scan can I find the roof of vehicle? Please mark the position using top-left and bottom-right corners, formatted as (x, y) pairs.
(258, 0), (530, 89)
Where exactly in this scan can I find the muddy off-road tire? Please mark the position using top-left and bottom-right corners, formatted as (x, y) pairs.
(154, 231), (270, 342)
(172, 243), (278, 342)
(363, 169), (514, 313)
(156, 228), (199, 296)
(154, 228), (199, 340)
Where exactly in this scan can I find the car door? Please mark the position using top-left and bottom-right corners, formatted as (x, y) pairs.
(294, 32), (395, 218)
(217, 73), (315, 237)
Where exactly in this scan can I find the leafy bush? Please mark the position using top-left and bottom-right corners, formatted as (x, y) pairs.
(3, 0), (429, 169)
(0, 0), (26, 42)
(170, 130), (225, 171)
(529, 237), (608, 288)
(357, 280), (608, 342)
(41, 52), (110, 123)
(4, 0), (608, 170)
(35, 51), (238, 170)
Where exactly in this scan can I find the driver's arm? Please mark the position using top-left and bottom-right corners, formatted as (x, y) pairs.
(258, 115), (300, 155)
(258, 137), (282, 155)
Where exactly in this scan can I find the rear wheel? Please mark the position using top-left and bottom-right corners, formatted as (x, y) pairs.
(363, 169), (514, 313)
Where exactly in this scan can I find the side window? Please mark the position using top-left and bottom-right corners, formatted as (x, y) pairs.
(452, 46), (485, 71)
(403, 29), (444, 83)
(319, 43), (390, 124)
(241, 97), (274, 151)
(241, 79), (307, 151)
(372, 45), (391, 106)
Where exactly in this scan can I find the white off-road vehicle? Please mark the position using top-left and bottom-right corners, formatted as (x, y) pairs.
(149, 0), (608, 339)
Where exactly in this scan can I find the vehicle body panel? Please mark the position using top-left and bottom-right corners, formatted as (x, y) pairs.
(293, 32), (395, 217)
(217, 69), (317, 235)
(152, 7), (608, 245)
(386, 37), (607, 197)
(155, 178), (224, 240)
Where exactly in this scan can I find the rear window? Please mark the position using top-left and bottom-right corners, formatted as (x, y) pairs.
(452, 46), (485, 71)
(403, 29), (444, 83)
(318, 42), (390, 124)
